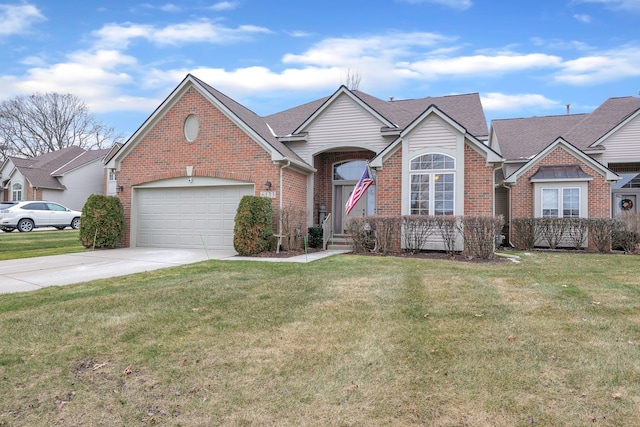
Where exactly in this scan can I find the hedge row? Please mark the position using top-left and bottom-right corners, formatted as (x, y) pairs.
(511, 211), (640, 253)
(346, 215), (504, 259)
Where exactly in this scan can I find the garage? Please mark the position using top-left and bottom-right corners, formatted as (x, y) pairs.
(135, 183), (254, 249)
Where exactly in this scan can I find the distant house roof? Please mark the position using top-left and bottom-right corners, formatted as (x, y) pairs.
(7, 146), (106, 190)
(492, 96), (640, 162)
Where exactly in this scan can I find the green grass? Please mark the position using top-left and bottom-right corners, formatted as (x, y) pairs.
(1, 251), (639, 426)
(0, 229), (85, 260)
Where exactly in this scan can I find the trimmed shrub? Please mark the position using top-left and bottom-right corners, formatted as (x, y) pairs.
(307, 226), (323, 249)
(537, 217), (568, 249)
(460, 215), (504, 259)
(402, 215), (436, 254)
(433, 215), (459, 256)
(275, 204), (307, 250)
(369, 216), (401, 254)
(587, 218), (613, 253)
(79, 194), (125, 249)
(511, 218), (538, 250)
(233, 196), (274, 256)
(612, 211), (640, 253)
(345, 217), (375, 254)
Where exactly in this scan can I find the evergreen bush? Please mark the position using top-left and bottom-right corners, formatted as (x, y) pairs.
(233, 196), (274, 255)
(79, 194), (125, 249)
(307, 226), (323, 248)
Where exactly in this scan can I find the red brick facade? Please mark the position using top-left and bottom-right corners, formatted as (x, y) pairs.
(509, 145), (612, 250)
(116, 87), (307, 246)
(464, 144), (495, 216)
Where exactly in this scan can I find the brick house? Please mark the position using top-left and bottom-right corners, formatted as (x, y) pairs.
(107, 74), (502, 251)
(490, 96), (640, 247)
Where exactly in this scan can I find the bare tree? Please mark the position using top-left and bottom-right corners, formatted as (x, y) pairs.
(344, 69), (362, 90)
(0, 92), (121, 159)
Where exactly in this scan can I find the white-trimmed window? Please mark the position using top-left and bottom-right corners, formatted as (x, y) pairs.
(410, 153), (455, 215)
(11, 183), (22, 201)
(542, 188), (580, 218)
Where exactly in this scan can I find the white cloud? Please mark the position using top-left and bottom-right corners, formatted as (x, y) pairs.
(0, 3), (45, 36)
(574, 13), (592, 23)
(401, 0), (473, 11)
(93, 19), (271, 49)
(403, 52), (563, 78)
(209, 1), (239, 11)
(555, 45), (640, 84)
(572, 0), (640, 12)
(12, 50), (143, 113)
(481, 92), (559, 111)
(283, 32), (454, 67)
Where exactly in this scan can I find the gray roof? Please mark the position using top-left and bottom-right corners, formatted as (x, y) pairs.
(191, 75), (306, 165)
(529, 165), (593, 181)
(53, 148), (110, 175)
(493, 96), (640, 161)
(9, 146), (105, 190)
(188, 75), (488, 168)
(492, 114), (587, 161)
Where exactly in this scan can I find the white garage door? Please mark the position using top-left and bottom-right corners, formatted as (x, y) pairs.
(136, 185), (254, 249)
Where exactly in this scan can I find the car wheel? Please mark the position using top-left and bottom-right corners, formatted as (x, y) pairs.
(55, 226), (66, 230)
(17, 218), (34, 232)
(0, 227), (14, 232)
(71, 217), (80, 229)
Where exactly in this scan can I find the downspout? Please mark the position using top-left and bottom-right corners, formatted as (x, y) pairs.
(502, 182), (513, 247)
(277, 160), (292, 253)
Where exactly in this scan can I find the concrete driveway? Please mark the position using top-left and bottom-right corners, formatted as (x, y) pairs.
(0, 248), (235, 294)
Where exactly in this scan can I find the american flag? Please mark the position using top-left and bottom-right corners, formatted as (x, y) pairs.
(345, 164), (374, 215)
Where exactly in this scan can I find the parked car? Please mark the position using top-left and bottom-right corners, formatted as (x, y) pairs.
(0, 201), (81, 232)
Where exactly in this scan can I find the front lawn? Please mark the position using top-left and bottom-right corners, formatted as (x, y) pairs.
(0, 251), (639, 426)
(0, 229), (85, 260)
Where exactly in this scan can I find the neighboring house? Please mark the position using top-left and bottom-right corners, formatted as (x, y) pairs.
(0, 146), (110, 211)
(107, 74), (502, 250)
(490, 96), (640, 247)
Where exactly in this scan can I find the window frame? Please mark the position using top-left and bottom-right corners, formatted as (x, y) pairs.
(540, 187), (581, 218)
(409, 153), (456, 216)
(11, 183), (22, 201)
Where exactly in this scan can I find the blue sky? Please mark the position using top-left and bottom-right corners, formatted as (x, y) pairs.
(1, 0), (640, 140)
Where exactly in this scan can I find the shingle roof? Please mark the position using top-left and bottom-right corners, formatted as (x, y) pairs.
(191, 75), (306, 165)
(189, 75), (488, 168)
(8, 146), (106, 190)
(564, 96), (640, 147)
(53, 148), (110, 175)
(493, 96), (640, 161)
(492, 114), (587, 161)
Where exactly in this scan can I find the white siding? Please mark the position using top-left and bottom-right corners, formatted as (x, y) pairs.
(599, 115), (640, 164)
(294, 96), (390, 162)
(47, 161), (105, 211)
(407, 117), (457, 155)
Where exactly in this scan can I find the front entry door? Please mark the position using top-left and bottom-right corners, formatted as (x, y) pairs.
(334, 184), (368, 234)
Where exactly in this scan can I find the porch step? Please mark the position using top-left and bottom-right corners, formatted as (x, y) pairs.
(325, 235), (352, 251)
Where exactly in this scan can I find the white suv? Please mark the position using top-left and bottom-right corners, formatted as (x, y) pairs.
(0, 201), (81, 232)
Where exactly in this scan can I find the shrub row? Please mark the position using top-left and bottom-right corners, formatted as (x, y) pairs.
(511, 212), (640, 253)
(346, 215), (504, 259)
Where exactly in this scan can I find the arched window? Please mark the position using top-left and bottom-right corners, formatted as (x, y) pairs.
(410, 153), (455, 215)
(12, 183), (22, 201)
